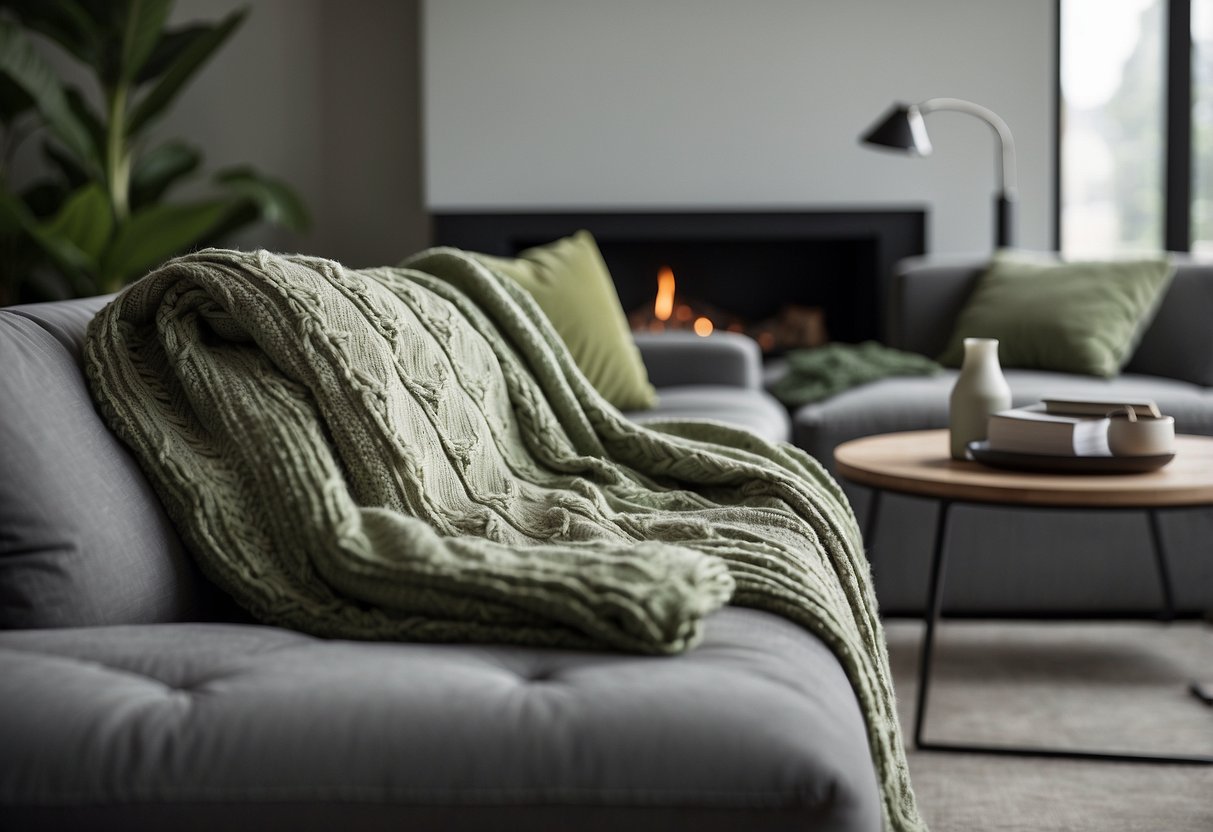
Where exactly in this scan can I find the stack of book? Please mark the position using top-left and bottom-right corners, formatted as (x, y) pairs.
(985, 398), (1160, 456)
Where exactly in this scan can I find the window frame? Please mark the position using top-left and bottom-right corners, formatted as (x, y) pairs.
(1054, 0), (1193, 252)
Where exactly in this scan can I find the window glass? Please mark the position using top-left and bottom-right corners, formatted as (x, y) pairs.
(1061, 0), (1165, 254)
(1193, 1), (1213, 253)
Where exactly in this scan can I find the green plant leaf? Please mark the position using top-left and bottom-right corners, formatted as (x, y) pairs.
(130, 140), (200, 209)
(99, 199), (231, 289)
(0, 190), (26, 235)
(0, 19), (97, 166)
(20, 179), (69, 218)
(118, 0), (170, 85)
(64, 87), (104, 155)
(0, 229), (46, 304)
(0, 188), (97, 295)
(0, 0), (100, 68)
(127, 8), (247, 137)
(74, 0), (122, 29)
(0, 73), (34, 123)
(214, 166), (311, 231)
(134, 23), (203, 84)
(38, 182), (111, 262)
(42, 140), (91, 189)
(34, 90), (103, 184)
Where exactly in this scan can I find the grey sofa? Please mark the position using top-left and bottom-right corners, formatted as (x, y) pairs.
(794, 256), (1213, 616)
(0, 297), (886, 831)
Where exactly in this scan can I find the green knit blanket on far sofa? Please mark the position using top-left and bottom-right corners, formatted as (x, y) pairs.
(84, 248), (924, 832)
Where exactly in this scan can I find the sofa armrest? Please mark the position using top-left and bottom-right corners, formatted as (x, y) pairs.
(1125, 257), (1213, 386)
(632, 331), (762, 389)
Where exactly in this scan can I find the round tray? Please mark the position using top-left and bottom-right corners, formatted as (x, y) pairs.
(967, 441), (1175, 475)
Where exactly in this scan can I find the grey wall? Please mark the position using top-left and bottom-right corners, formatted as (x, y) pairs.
(315, 1), (429, 265)
(424, 0), (1056, 255)
(130, 0), (426, 265)
(158, 0), (324, 254)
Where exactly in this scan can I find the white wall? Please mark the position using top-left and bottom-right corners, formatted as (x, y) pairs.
(424, 0), (1056, 255)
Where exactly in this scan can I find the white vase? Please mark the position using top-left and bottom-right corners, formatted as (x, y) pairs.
(949, 337), (1012, 460)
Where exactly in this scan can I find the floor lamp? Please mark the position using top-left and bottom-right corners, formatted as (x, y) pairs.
(861, 98), (1017, 249)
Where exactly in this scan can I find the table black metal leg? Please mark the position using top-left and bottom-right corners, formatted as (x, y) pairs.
(1148, 510), (1212, 709)
(1193, 609), (1213, 706)
(913, 499), (952, 748)
(1146, 509), (1176, 621)
(863, 488), (883, 560)
(911, 502), (1213, 764)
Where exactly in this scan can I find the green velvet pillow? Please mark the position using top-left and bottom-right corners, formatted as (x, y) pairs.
(938, 253), (1174, 378)
(476, 231), (656, 410)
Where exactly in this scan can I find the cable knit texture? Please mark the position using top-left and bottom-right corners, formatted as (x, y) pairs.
(84, 248), (924, 832)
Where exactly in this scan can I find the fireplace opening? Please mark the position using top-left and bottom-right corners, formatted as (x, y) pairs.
(624, 264), (825, 353)
(433, 210), (927, 352)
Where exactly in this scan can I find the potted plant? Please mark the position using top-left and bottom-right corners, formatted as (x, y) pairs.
(0, 0), (309, 304)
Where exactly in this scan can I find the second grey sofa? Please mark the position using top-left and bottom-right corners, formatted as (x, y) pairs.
(793, 257), (1213, 616)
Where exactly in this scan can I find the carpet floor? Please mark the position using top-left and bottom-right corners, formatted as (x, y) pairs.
(885, 619), (1213, 832)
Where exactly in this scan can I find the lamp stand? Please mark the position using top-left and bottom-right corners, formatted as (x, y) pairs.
(862, 98), (1018, 250)
(995, 191), (1014, 249)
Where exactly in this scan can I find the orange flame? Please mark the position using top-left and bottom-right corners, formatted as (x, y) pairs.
(654, 266), (675, 321)
(693, 316), (714, 337)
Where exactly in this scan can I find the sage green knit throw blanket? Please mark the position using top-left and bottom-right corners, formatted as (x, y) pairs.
(84, 248), (923, 832)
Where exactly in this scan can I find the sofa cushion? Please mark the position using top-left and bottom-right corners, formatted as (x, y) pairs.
(937, 254), (1174, 378)
(0, 302), (219, 628)
(628, 385), (792, 444)
(0, 608), (881, 832)
(793, 369), (1213, 470)
(473, 231), (657, 411)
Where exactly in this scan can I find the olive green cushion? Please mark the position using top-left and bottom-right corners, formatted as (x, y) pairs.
(476, 231), (656, 410)
(938, 253), (1174, 378)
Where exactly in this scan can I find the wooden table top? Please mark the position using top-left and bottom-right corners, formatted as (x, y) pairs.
(833, 429), (1213, 508)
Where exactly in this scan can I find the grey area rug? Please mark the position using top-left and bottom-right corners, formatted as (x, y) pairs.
(884, 620), (1213, 832)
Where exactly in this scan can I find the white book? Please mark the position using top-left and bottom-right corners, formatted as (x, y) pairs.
(1041, 397), (1161, 419)
(986, 405), (1111, 456)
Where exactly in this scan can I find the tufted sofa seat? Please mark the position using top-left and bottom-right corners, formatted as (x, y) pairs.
(0, 610), (879, 832)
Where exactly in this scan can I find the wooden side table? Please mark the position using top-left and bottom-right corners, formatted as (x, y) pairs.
(835, 429), (1213, 765)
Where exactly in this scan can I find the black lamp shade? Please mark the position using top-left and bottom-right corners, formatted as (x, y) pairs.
(860, 103), (931, 155)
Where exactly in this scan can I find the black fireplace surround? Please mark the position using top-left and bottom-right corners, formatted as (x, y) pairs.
(432, 209), (926, 344)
